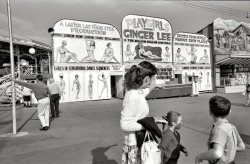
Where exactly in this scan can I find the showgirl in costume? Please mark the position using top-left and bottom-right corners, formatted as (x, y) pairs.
(88, 73), (94, 99)
(81, 40), (96, 62)
(175, 48), (188, 64)
(125, 44), (134, 61)
(57, 73), (65, 101)
(138, 42), (161, 60)
(56, 40), (80, 63)
(186, 45), (197, 64)
(98, 73), (109, 98)
(101, 42), (119, 63)
(72, 74), (81, 99)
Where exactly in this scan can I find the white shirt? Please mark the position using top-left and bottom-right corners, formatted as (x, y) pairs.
(22, 87), (32, 96)
(120, 88), (150, 146)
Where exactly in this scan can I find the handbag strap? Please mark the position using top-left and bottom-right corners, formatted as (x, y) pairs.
(143, 130), (156, 142)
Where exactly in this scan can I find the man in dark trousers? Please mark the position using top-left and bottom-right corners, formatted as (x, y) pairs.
(48, 78), (61, 118)
(14, 75), (50, 131)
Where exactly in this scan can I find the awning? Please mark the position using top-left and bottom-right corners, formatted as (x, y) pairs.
(216, 57), (250, 66)
(0, 28), (51, 50)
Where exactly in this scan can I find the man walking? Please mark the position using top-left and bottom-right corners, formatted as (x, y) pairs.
(48, 78), (61, 118)
(14, 75), (50, 131)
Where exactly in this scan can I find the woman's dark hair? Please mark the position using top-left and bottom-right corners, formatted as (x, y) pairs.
(162, 111), (181, 127)
(124, 61), (157, 90)
(75, 75), (79, 78)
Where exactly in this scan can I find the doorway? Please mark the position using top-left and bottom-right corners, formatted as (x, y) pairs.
(110, 75), (123, 98)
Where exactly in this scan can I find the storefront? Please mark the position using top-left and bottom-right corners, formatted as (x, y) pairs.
(51, 19), (123, 102)
(198, 18), (250, 93)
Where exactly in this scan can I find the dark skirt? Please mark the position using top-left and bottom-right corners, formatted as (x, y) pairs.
(23, 96), (31, 101)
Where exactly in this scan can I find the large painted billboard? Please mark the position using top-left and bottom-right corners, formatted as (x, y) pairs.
(122, 15), (172, 63)
(173, 32), (210, 65)
(213, 18), (250, 61)
(53, 66), (113, 102)
(53, 19), (121, 64)
(52, 19), (122, 102)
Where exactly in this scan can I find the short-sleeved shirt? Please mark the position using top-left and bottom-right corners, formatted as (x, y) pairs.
(207, 120), (244, 164)
(22, 87), (32, 96)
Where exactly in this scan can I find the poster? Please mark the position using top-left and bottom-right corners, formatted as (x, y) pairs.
(122, 15), (172, 63)
(213, 18), (250, 59)
(53, 19), (121, 64)
(173, 33), (210, 65)
(69, 71), (84, 101)
(204, 69), (212, 90)
(83, 72), (99, 100)
(53, 71), (70, 102)
(97, 71), (111, 99)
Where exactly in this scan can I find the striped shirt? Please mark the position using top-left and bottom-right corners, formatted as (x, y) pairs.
(208, 120), (244, 164)
(120, 88), (150, 146)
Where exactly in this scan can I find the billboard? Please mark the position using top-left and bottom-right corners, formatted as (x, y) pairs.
(53, 19), (121, 64)
(173, 32), (210, 65)
(122, 15), (172, 63)
(53, 66), (112, 102)
(213, 18), (250, 60)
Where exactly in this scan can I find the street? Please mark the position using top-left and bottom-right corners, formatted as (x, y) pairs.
(0, 93), (250, 164)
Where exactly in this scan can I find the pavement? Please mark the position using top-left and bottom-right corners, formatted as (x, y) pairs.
(0, 92), (250, 164)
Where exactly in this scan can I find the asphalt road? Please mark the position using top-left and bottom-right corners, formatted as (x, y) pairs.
(0, 92), (249, 164)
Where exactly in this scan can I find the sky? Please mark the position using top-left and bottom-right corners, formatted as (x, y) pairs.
(0, 0), (250, 46)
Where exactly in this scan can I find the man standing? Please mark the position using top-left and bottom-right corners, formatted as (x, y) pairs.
(14, 75), (50, 131)
(48, 78), (61, 118)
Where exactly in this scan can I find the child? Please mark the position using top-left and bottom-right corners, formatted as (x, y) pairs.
(195, 96), (245, 164)
(159, 111), (188, 164)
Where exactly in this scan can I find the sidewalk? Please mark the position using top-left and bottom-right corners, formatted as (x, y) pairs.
(0, 93), (249, 164)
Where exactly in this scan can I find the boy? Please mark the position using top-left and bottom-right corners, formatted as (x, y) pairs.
(195, 96), (245, 164)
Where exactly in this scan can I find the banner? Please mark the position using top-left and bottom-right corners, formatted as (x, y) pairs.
(173, 33), (210, 65)
(122, 15), (172, 63)
(53, 66), (111, 102)
(53, 19), (121, 64)
(213, 18), (250, 59)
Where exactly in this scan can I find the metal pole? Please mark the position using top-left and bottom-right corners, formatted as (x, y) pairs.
(6, 0), (17, 134)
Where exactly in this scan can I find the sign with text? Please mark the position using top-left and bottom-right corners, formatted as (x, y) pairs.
(173, 33), (210, 65)
(122, 15), (172, 63)
(53, 19), (121, 64)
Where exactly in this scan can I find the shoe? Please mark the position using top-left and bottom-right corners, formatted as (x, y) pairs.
(50, 116), (55, 118)
(55, 115), (60, 118)
(39, 127), (47, 131)
(244, 104), (248, 107)
(45, 126), (49, 130)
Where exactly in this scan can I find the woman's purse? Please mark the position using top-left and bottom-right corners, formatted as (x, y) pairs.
(141, 130), (161, 164)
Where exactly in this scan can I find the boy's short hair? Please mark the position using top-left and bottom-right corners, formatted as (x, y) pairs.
(209, 95), (231, 117)
(36, 75), (43, 81)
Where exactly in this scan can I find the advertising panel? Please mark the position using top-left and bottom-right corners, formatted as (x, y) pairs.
(122, 15), (172, 63)
(173, 32), (210, 65)
(53, 65), (112, 102)
(213, 18), (250, 59)
(53, 19), (121, 64)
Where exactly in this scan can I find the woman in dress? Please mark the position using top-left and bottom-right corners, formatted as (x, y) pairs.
(138, 42), (161, 60)
(88, 73), (94, 99)
(175, 48), (188, 64)
(72, 75), (81, 99)
(98, 73), (110, 98)
(81, 40), (96, 62)
(56, 40), (80, 63)
(120, 61), (159, 164)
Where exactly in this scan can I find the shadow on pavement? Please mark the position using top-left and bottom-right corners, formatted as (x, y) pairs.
(17, 110), (37, 132)
(240, 133), (250, 145)
(91, 144), (118, 164)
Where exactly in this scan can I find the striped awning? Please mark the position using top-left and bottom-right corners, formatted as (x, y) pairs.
(216, 57), (250, 66)
(0, 28), (50, 50)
